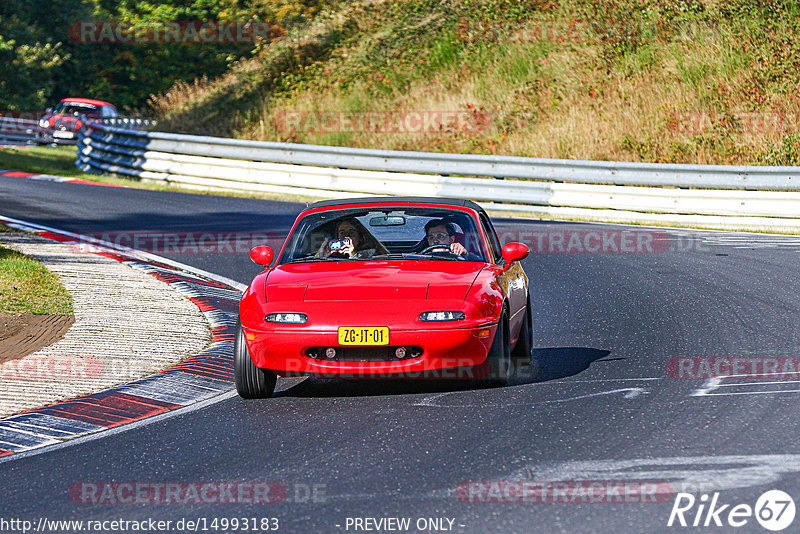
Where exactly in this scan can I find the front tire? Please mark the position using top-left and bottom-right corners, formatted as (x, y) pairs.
(511, 293), (533, 365)
(480, 309), (511, 387)
(234, 320), (277, 399)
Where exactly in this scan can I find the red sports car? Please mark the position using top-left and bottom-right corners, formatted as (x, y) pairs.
(36, 97), (117, 145)
(235, 197), (532, 398)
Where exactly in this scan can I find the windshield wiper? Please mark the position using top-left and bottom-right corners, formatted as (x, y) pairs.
(367, 253), (407, 260)
(404, 253), (460, 261)
(285, 256), (331, 264)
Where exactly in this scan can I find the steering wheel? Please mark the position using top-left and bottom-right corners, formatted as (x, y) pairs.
(419, 244), (455, 255)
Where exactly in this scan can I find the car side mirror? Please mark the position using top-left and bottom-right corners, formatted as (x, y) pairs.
(250, 246), (273, 267)
(501, 242), (529, 264)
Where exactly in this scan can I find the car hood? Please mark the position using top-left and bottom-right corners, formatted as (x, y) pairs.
(266, 260), (484, 301)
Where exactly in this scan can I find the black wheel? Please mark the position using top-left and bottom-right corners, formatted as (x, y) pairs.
(480, 309), (511, 386)
(511, 293), (533, 365)
(234, 320), (277, 399)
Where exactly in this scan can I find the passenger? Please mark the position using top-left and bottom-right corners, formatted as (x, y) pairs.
(317, 218), (379, 259)
(423, 219), (467, 257)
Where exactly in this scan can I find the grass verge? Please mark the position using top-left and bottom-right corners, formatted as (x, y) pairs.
(0, 145), (95, 179)
(0, 245), (73, 315)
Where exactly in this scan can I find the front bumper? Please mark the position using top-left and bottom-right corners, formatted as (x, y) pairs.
(36, 129), (78, 145)
(243, 324), (496, 378)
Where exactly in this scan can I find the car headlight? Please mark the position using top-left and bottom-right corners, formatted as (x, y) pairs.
(265, 312), (307, 324)
(38, 119), (50, 128)
(419, 311), (466, 322)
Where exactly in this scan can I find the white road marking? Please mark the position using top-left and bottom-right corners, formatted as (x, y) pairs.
(303, 454), (800, 502)
(515, 454), (800, 495)
(413, 387), (649, 407)
(412, 392), (454, 407)
(692, 373), (800, 397)
(704, 388), (800, 396)
(691, 377), (722, 396)
(565, 377), (664, 382)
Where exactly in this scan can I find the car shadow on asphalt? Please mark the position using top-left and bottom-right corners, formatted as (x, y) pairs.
(273, 347), (612, 398)
(509, 347), (612, 386)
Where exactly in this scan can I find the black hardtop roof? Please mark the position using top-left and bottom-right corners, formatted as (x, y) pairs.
(307, 196), (486, 214)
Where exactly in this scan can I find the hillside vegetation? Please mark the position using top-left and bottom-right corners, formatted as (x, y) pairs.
(150, 0), (800, 165)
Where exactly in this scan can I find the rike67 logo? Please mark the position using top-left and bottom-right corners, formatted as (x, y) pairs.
(668, 490), (796, 531)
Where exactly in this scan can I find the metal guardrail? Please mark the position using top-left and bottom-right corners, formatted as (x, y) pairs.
(0, 116), (155, 146)
(76, 122), (800, 231)
(0, 117), (39, 144)
(91, 117), (157, 130)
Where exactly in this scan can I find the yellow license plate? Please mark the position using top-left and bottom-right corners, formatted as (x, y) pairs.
(337, 326), (389, 345)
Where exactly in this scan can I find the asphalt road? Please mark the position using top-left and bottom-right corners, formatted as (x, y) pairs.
(3, 175), (800, 533)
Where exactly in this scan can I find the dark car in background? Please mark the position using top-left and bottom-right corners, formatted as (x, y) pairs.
(36, 97), (117, 145)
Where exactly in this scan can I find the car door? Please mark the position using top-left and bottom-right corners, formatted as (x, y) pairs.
(479, 213), (527, 333)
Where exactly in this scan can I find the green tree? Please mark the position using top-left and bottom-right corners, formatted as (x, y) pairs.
(0, 0), (337, 111)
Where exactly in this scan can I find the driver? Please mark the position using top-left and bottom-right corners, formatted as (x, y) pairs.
(424, 219), (467, 257)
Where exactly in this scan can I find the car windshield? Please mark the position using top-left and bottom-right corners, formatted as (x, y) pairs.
(279, 206), (487, 264)
(53, 102), (100, 117)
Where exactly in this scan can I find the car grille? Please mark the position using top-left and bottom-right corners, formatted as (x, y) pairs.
(305, 346), (423, 362)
